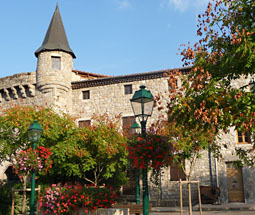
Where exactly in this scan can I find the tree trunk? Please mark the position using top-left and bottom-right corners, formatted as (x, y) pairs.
(22, 175), (27, 215)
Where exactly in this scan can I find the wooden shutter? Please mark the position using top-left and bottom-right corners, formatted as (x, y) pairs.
(170, 160), (186, 181)
(122, 116), (135, 137)
(79, 120), (91, 128)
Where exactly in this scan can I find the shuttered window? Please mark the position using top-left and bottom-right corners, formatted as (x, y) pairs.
(78, 120), (91, 128)
(122, 116), (135, 137)
(170, 160), (186, 181)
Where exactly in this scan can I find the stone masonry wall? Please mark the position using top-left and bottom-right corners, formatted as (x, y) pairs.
(72, 77), (170, 126)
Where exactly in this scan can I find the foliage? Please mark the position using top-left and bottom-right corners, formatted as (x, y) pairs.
(0, 180), (40, 215)
(0, 106), (77, 164)
(50, 116), (128, 187)
(0, 181), (13, 215)
(13, 192), (30, 215)
(162, 0), (255, 166)
(128, 132), (173, 170)
(40, 184), (117, 215)
(0, 106), (128, 186)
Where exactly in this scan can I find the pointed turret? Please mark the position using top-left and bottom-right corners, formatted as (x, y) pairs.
(35, 4), (76, 58)
(35, 4), (74, 112)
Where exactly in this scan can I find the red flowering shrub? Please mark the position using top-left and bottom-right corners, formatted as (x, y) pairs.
(128, 133), (173, 170)
(86, 186), (117, 210)
(13, 146), (52, 177)
(40, 184), (117, 214)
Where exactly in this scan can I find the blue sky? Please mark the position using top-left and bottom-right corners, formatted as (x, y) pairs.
(0, 0), (209, 78)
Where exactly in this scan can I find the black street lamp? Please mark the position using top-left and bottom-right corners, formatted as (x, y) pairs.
(28, 120), (43, 215)
(130, 85), (154, 215)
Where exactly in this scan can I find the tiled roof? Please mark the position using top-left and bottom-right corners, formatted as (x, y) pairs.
(72, 70), (111, 79)
(71, 67), (190, 90)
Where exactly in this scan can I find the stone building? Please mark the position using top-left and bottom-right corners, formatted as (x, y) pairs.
(0, 5), (255, 205)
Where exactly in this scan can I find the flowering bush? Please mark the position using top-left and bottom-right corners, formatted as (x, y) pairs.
(40, 184), (117, 214)
(86, 186), (117, 210)
(13, 146), (52, 176)
(128, 133), (173, 170)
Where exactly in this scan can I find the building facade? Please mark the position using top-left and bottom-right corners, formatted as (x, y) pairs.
(0, 5), (255, 205)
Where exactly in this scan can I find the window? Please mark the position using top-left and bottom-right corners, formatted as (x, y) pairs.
(122, 116), (135, 137)
(237, 131), (251, 144)
(51, 56), (61, 70)
(170, 160), (186, 181)
(124, 84), (132, 95)
(78, 120), (91, 128)
(82, 90), (90, 100)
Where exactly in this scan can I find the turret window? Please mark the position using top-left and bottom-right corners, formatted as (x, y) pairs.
(51, 56), (61, 70)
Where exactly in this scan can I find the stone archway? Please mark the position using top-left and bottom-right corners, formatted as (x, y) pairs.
(0, 162), (11, 180)
(0, 162), (19, 181)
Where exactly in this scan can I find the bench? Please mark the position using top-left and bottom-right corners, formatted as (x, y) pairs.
(113, 204), (152, 215)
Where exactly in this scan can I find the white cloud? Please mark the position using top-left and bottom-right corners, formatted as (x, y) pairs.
(116, 0), (132, 9)
(160, 0), (210, 12)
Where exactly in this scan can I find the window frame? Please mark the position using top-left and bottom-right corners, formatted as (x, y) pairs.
(82, 90), (90, 100)
(170, 159), (186, 181)
(124, 84), (133, 95)
(122, 116), (135, 137)
(51, 56), (61, 70)
(236, 130), (251, 144)
(78, 120), (91, 128)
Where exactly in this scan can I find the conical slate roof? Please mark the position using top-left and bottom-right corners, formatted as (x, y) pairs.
(35, 4), (76, 58)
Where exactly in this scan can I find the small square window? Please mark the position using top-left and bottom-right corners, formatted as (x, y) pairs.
(51, 56), (61, 70)
(237, 131), (251, 144)
(124, 84), (132, 95)
(82, 90), (90, 100)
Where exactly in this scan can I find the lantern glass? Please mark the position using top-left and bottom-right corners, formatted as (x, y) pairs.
(28, 121), (43, 142)
(131, 121), (140, 134)
(28, 130), (42, 142)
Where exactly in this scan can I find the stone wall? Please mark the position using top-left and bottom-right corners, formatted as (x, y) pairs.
(0, 72), (36, 106)
(72, 77), (170, 126)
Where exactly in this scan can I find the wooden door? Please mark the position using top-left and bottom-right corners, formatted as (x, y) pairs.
(226, 163), (245, 202)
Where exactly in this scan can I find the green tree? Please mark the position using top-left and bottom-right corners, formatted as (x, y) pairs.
(51, 115), (128, 187)
(0, 106), (128, 187)
(166, 0), (255, 165)
(0, 106), (77, 163)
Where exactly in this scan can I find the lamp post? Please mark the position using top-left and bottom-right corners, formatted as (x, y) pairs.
(131, 121), (141, 205)
(130, 85), (154, 215)
(28, 120), (43, 215)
